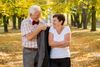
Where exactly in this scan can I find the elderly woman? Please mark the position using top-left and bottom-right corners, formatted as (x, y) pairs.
(49, 14), (71, 67)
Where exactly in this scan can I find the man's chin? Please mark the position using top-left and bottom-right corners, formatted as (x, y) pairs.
(35, 17), (40, 20)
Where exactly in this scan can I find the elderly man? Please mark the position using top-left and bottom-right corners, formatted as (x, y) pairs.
(21, 5), (47, 67)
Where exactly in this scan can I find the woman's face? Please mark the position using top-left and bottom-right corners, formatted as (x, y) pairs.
(53, 17), (62, 29)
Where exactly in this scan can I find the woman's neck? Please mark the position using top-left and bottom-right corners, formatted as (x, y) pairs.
(56, 25), (64, 34)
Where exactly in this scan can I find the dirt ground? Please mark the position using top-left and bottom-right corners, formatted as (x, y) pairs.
(0, 28), (100, 67)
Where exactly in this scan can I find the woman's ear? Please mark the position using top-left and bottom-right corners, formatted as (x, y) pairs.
(60, 21), (63, 25)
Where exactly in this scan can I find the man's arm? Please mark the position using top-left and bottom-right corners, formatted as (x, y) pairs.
(26, 24), (47, 41)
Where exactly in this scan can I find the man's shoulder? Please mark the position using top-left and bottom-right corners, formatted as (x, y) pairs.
(21, 18), (31, 25)
(40, 19), (47, 25)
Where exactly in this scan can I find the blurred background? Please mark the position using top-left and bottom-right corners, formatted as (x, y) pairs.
(0, 0), (100, 67)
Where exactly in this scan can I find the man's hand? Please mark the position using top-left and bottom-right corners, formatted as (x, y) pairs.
(38, 24), (47, 31)
(26, 24), (47, 41)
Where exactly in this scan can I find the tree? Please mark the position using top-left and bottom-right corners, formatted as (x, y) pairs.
(0, 0), (10, 32)
(91, 0), (96, 31)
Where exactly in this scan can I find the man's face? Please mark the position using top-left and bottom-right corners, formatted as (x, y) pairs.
(32, 10), (41, 20)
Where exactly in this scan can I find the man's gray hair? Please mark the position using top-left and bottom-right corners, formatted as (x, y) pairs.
(28, 5), (41, 15)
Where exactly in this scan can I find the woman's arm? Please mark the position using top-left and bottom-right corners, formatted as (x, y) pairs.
(49, 32), (63, 48)
(49, 32), (71, 48)
(57, 33), (71, 48)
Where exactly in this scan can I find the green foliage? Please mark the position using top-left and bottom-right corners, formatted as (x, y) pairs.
(0, 0), (100, 24)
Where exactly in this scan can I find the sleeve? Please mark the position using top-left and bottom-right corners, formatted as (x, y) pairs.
(65, 26), (71, 33)
(49, 26), (54, 34)
(21, 20), (33, 36)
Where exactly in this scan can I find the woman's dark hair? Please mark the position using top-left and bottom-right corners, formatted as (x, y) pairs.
(53, 14), (65, 25)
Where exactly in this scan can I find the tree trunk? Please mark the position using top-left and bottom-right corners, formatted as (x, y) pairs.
(12, 14), (17, 29)
(76, 13), (82, 28)
(18, 17), (23, 29)
(71, 15), (74, 26)
(18, 17), (21, 29)
(91, 6), (96, 31)
(3, 15), (8, 32)
(82, 8), (88, 29)
(73, 13), (77, 27)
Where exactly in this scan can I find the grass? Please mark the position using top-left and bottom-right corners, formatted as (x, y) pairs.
(0, 27), (100, 67)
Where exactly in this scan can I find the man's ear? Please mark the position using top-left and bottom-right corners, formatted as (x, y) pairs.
(30, 13), (33, 16)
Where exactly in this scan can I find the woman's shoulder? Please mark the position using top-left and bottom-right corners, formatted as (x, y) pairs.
(49, 26), (55, 33)
(64, 26), (71, 32)
(64, 26), (70, 29)
(50, 26), (54, 30)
